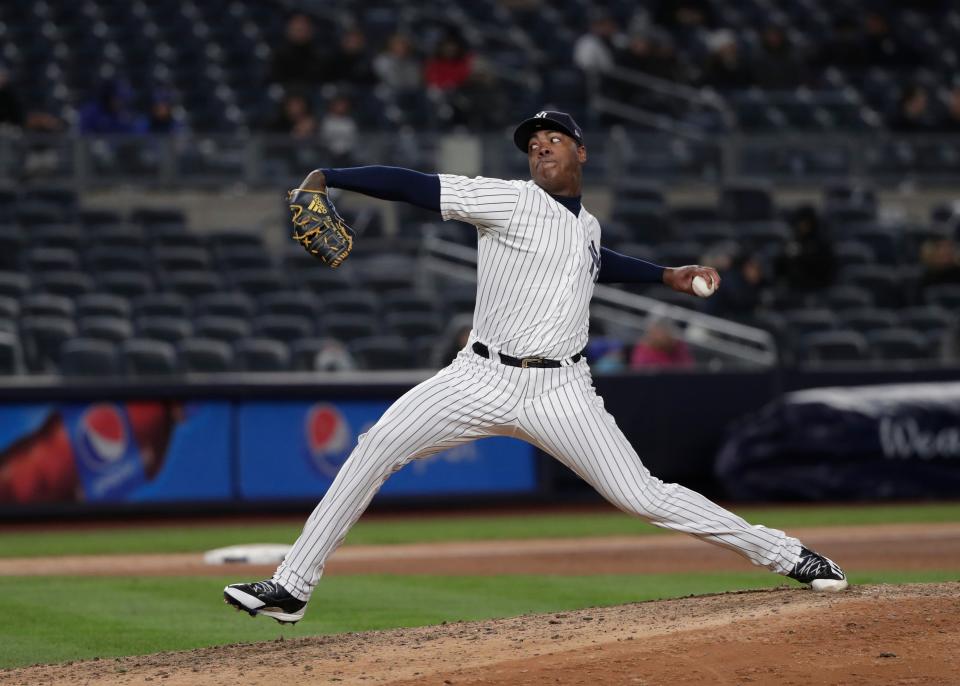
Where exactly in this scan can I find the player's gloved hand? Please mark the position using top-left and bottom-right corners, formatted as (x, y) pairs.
(287, 185), (355, 269)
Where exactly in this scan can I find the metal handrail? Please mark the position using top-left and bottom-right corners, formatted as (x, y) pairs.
(420, 235), (778, 367)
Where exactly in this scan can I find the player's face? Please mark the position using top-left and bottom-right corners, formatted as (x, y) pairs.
(527, 130), (586, 196)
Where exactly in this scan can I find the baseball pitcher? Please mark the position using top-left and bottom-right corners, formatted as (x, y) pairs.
(224, 111), (847, 624)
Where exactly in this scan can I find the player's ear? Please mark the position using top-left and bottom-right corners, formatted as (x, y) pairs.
(577, 144), (587, 164)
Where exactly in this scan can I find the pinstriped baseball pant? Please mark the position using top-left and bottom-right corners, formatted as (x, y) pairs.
(274, 341), (803, 601)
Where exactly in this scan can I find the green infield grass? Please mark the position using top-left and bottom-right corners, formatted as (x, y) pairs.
(0, 570), (956, 670)
(0, 502), (958, 558)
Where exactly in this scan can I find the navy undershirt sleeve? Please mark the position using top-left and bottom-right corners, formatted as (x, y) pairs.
(321, 166), (440, 212)
(598, 247), (666, 284)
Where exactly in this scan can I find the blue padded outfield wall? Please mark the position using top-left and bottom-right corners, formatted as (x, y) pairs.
(1, 366), (959, 510)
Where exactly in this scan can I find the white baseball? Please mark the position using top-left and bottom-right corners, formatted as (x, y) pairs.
(692, 275), (716, 298)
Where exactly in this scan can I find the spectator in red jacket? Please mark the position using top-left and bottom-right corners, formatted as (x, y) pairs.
(630, 318), (695, 369)
(424, 32), (474, 92)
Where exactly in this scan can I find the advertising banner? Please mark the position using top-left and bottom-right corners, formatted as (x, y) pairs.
(237, 401), (538, 500)
(716, 382), (960, 500)
(0, 401), (232, 504)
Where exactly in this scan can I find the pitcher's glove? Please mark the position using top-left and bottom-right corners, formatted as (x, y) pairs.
(287, 188), (355, 269)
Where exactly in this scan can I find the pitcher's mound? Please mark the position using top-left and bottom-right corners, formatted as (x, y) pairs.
(4, 583), (958, 685)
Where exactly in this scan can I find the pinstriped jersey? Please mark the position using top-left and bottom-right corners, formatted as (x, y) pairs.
(439, 174), (602, 359)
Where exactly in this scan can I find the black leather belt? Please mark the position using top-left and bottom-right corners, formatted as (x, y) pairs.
(472, 342), (584, 368)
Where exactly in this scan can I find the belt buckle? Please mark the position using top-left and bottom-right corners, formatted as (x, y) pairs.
(521, 357), (546, 368)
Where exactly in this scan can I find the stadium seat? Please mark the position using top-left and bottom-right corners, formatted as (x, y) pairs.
(783, 308), (838, 337)
(720, 183), (774, 221)
(838, 308), (900, 335)
(230, 268), (287, 295)
(0, 332), (19, 374)
(254, 314), (315, 342)
(19, 315), (76, 373)
(257, 291), (320, 320)
(234, 338), (290, 372)
(923, 284), (960, 309)
(800, 330), (869, 364)
(20, 294), (74, 319)
(823, 285), (874, 311)
(84, 245), (150, 272)
(381, 291), (439, 316)
(0, 295), (18, 320)
(60, 338), (120, 377)
(177, 338), (234, 373)
(324, 291), (380, 318)
(215, 245), (273, 271)
(166, 270), (221, 297)
(349, 336), (416, 370)
(135, 293), (191, 319)
(78, 316), (134, 343)
(866, 328), (932, 361)
(839, 265), (903, 306)
(0, 272), (29, 299)
(120, 338), (179, 376)
(194, 292), (255, 319)
(299, 267), (355, 293)
(193, 315), (252, 342)
(153, 246), (211, 272)
(0, 224), (24, 269)
(98, 271), (154, 298)
(898, 306), (953, 336)
(385, 312), (443, 339)
(137, 316), (193, 343)
(325, 314), (379, 342)
(37, 271), (96, 297)
(75, 294), (131, 320)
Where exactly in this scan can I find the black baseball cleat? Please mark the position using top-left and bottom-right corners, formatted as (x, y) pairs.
(788, 546), (848, 592)
(223, 579), (306, 624)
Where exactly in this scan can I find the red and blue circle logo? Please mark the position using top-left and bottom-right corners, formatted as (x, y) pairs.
(304, 403), (351, 477)
(76, 403), (129, 472)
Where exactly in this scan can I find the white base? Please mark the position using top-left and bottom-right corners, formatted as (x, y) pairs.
(811, 578), (849, 592)
(204, 544), (291, 565)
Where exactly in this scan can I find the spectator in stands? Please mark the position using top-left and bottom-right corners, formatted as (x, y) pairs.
(373, 34), (421, 95)
(78, 79), (141, 134)
(424, 30), (474, 92)
(814, 15), (865, 71)
(269, 92), (317, 139)
(449, 58), (508, 129)
(774, 205), (837, 292)
(0, 64), (24, 129)
(586, 337), (627, 374)
(706, 251), (765, 319)
(752, 25), (806, 90)
(333, 29), (377, 87)
(862, 11), (915, 68)
(889, 84), (937, 132)
(630, 318), (694, 369)
(573, 12), (620, 79)
(313, 339), (356, 372)
(653, 0), (714, 30)
(135, 90), (184, 134)
(936, 83), (960, 131)
(319, 96), (358, 165)
(615, 29), (683, 83)
(700, 30), (752, 91)
(919, 237), (960, 292)
(270, 13), (325, 89)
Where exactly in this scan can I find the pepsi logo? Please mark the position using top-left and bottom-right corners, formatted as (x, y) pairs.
(77, 403), (129, 471)
(304, 403), (351, 477)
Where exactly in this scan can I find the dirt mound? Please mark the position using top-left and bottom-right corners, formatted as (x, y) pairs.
(3, 583), (957, 686)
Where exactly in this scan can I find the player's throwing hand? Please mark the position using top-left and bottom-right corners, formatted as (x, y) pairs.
(663, 265), (721, 297)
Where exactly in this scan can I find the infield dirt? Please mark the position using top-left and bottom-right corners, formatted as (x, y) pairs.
(2, 583), (957, 685)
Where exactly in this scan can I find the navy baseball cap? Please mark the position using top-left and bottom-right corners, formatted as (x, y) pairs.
(513, 110), (584, 152)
